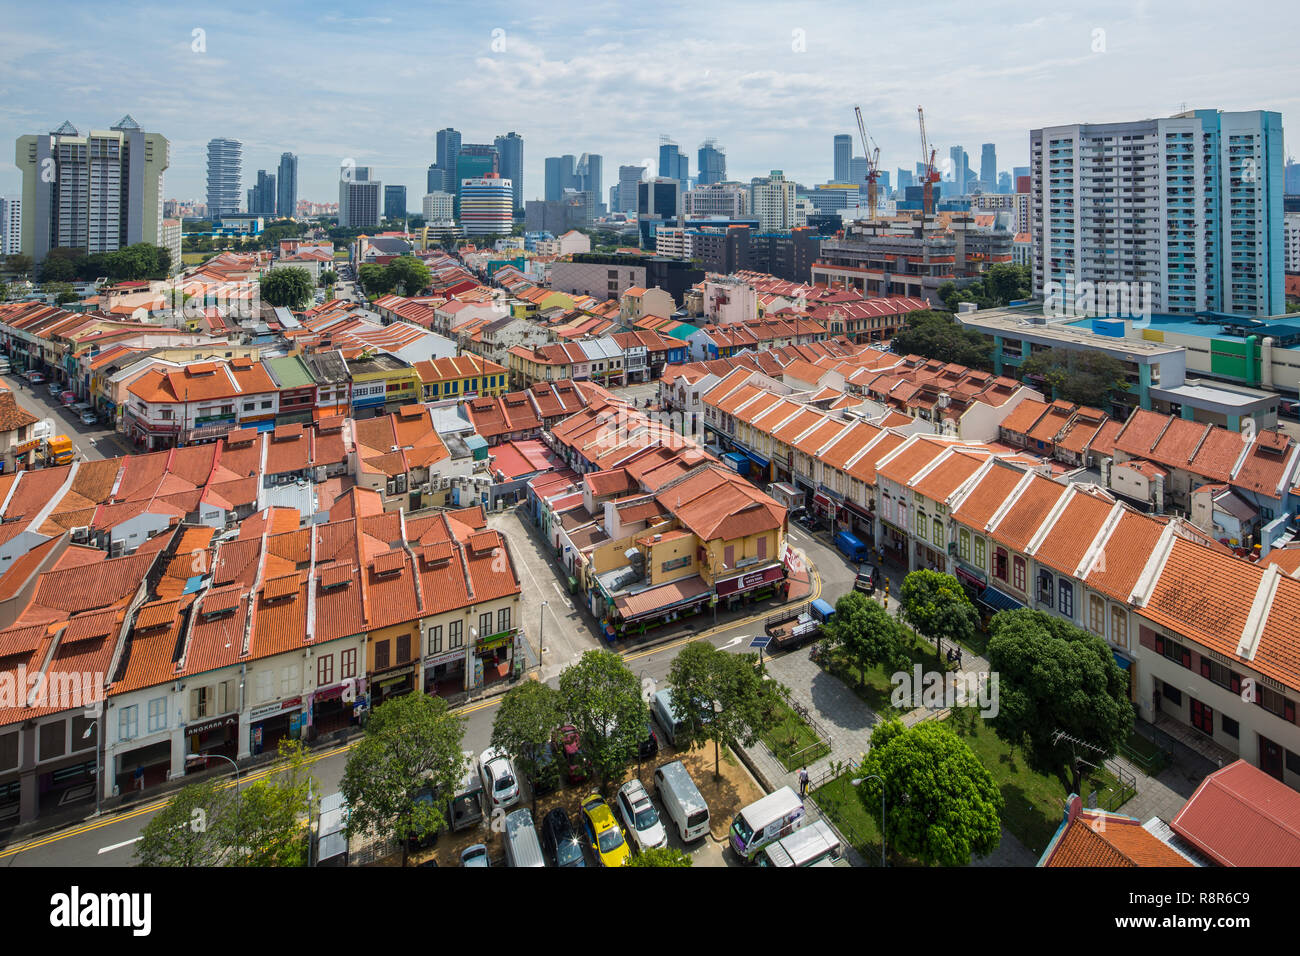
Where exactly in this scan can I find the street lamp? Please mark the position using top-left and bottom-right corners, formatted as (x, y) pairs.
(851, 773), (887, 867)
(187, 752), (240, 794)
(538, 601), (548, 675)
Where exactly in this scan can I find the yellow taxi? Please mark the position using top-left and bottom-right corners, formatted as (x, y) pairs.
(579, 793), (631, 867)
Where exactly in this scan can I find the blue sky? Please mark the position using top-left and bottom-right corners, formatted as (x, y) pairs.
(1, 0), (1293, 205)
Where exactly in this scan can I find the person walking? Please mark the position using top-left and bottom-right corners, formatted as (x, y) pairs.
(798, 767), (810, 796)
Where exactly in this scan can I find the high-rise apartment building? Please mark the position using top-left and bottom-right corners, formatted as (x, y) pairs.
(1284, 212), (1300, 272)
(460, 174), (513, 235)
(16, 116), (170, 263)
(161, 218), (182, 275)
(698, 140), (726, 186)
(750, 170), (797, 233)
(248, 169), (276, 216)
(0, 197), (21, 255)
(833, 134), (853, 183)
(1030, 109), (1285, 317)
(277, 153), (297, 221)
(494, 132), (524, 212)
(384, 185), (407, 219)
(206, 137), (242, 216)
(617, 165), (644, 214)
(339, 165), (381, 228)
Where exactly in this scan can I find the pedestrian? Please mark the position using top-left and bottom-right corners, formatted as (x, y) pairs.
(798, 766), (809, 796)
(956, 648), (963, 666)
(134, 764), (144, 792)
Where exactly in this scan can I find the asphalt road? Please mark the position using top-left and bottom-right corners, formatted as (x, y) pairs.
(0, 511), (862, 867)
(2, 372), (132, 461)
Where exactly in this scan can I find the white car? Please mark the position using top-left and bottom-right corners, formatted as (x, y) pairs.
(616, 779), (668, 854)
(478, 747), (520, 810)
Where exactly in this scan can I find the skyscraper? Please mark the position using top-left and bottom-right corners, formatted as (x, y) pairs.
(1030, 109), (1284, 317)
(618, 165), (644, 214)
(460, 173), (513, 236)
(577, 153), (602, 211)
(455, 145), (499, 217)
(980, 144), (996, 192)
(427, 164), (445, 194)
(948, 146), (966, 195)
(339, 165), (381, 228)
(384, 185), (407, 220)
(897, 168), (914, 194)
(436, 127), (461, 201)
(658, 139), (688, 193)
(247, 169), (276, 216)
(277, 152), (297, 220)
(494, 132), (524, 212)
(16, 116), (170, 263)
(698, 140), (727, 186)
(848, 155), (869, 186)
(545, 155), (577, 202)
(205, 138), (241, 216)
(0, 197), (21, 256)
(750, 170), (796, 232)
(833, 134), (853, 183)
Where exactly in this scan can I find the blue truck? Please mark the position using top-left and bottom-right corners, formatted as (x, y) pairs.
(834, 530), (871, 563)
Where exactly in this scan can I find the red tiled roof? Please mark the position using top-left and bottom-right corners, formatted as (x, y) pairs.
(1170, 760), (1300, 867)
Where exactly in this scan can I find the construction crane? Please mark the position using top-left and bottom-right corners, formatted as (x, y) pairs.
(917, 105), (940, 217)
(853, 106), (881, 219)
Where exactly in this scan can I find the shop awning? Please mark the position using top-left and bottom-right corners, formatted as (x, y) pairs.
(715, 563), (784, 597)
(955, 566), (986, 589)
(743, 449), (770, 470)
(978, 586), (1024, 613)
(1112, 652), (1131, 671)
(615, 575), (711, 622)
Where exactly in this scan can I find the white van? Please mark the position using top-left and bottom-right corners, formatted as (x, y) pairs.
(448, 751), (484, 832)
(757, 819), (842, 868)
(651, 689), (686, 747)
(502, 808), (545, 868)
(653, 759), (710, 843)
(730, 786), (807, 862)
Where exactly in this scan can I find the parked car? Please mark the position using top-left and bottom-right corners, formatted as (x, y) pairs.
(1281, 399), (1300, 418)
(637, 721), (659, 760)
(478, 747), (520, 810)
(47, 381), (62, 397)
(25, 370), (45, 385)
(616, 779), (668, 854)
(539, 808), (586, 867)
(460, 843), (490, 867)
(579, 794), (631, 867)
(60, 391), (76, 406)
(79, 410), (98, 426)
(520, 739), (559, 796)
(405, 785), (440, 850)
(853, 565), (879, 594)
(555, 724), (591, 784)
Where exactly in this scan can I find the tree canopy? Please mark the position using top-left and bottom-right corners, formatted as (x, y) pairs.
(821, 591), (914, 687)
(985, 608), (1134, 795)
(1019, 347), (1129, 409)
(857, 718), (1003, 866)
(890, 310), (994, 369)
(936, 263), (1032, 312)
(358, 256), (431, 297)
(557, 650), (647, 790)
(667, 641), (775, 779)
(628, 846), (693, 867)
(340, 692), (467, 866)
(259, 266), (315, 309)
(135, 778), (235, 866)
(38, 243), (171, 284)
(899, 569), (980, 662)
(491, 680), (564, 809)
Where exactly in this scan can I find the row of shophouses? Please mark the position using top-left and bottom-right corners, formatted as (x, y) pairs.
(702, 365), (1300, 791)
(0, 503), (522, 826)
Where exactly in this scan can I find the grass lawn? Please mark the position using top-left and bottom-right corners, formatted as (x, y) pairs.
(760, 698), (830, 771)
(811, 772), (887, 865)
(947, 710), (1127, 857)
(181, 252), (212, 265)
(825, 634), (951, 717)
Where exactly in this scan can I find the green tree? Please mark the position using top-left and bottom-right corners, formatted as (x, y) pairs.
(985, 608), (1133, 796)
(384, 256), (431, 297)
(39, 247), (84, 283)
(628, 846), (693, 867)
(340, 692), (467, 866)
(220, 739), (315, 867)
(491, 680), (564, 811)
(857, 718), (1003, 866)
(44, 282), (78, 305)
(1019, 347), (1129, 409)
(667, 641), (776, 779)
(890, 310), (994, 369)
(899, 569), (980, 663)
(3, 253), (34, 276)
(135, 778), (235, 866)
(358, 262), (390, 296)
(557, 649), (646, 791)
(821, 591), (913, 687)
(319, 269), (338, 287)
(259, 266), (315, 309)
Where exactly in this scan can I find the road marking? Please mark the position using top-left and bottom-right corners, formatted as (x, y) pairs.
(549, 582), (573, 609)
(721, 636), (745, 650)
(98, 837), (142, 855)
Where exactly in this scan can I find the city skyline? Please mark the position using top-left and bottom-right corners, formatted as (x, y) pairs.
(1, 0), (1294, 208)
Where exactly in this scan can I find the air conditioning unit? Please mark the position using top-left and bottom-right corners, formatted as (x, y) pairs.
(421, 483), (432, 494)
(69, 526), (90, 544)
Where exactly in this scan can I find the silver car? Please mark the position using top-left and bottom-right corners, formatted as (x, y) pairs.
(478, 747), (520, 809)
